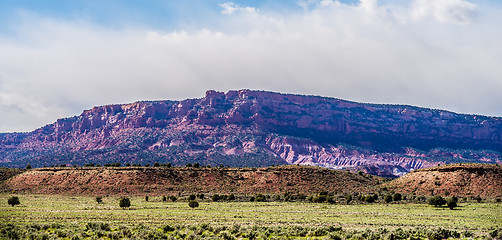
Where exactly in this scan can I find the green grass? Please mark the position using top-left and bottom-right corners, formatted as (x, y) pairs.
(1, 194), (500, 234)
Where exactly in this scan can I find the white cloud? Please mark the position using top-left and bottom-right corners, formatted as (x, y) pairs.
(411, 0), (479, 24)
(219, 2), (258, 15)
(0, 0), (501, 132)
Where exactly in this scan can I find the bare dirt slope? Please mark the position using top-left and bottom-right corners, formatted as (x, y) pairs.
(385, 163), (502, 198)
(3, 165), (383, 196)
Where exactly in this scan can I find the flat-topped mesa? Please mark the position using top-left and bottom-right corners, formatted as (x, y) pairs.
(1, 89), (501, 176)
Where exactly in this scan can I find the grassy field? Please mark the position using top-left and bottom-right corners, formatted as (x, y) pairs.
(1, 194), (501, 239)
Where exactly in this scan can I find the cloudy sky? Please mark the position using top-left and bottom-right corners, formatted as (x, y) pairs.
(0, 0), (501, 132)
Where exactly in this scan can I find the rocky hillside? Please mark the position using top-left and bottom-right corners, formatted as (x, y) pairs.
(2, 165), (382, 196)
(1, 90), (501, 177)
(385, 163), (502, 198)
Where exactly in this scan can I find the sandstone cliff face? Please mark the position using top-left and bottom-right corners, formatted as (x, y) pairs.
(1, 90), (501, 177)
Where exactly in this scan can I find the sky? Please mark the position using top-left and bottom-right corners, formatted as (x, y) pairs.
(0, 0), (501, 132)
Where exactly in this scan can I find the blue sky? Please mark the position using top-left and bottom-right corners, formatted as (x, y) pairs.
(0, 0), (501, 132)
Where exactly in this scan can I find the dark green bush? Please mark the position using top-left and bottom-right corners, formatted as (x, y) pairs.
(189, 201), (199, 208)
(212, 194), (220, 202)
(119, 197), (131, 209)
(189, 194), (196, 201)
(170, 196), (177, 202)
(393, 193), (402, 201)
(384, 195), (393, 203)
(95, 196), (103, 204)
(255, 194), (266, 202)
(428, 196), (446, 207)
(7, 196), (20, 207)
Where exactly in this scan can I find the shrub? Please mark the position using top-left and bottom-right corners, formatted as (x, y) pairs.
(26, 164), (32, 169)
(170, 196), (177, 202)
(119, 197), (131, 209)
(193, 163), (200, 168)
(153, 162), (160, 167)
(384, 195), (393, 203)
(189, 201), (199, 208)
(145, 196), (149, 202)
(189, 194), (196, 201)
(475, 196), (482, 203)
(428, 196), (446, 207)
(228, 194), (236, 201)
(255, 194), (266, 202)
(364, 195), (375, 203)
(96, 196), (103, 204)
(249, 196), (255, 202)
(162, 196), (167, 202)
(447, 200), (457, 210)
(393, 193), (402, 202)
(197, 194), (204, 199)
(345, 195), (352, 204)
(212, 194), (220, 202)
(7, 196), (20, 206)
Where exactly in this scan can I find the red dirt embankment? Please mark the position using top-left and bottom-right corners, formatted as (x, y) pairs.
(3, 165), (382, 196)
(385, 163), (502, 198)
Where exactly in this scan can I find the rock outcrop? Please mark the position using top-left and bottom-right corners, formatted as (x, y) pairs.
(1, 89), (501, 177)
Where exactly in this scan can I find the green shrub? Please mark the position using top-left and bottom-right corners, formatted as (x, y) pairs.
(119, 197), (131, 209)
(393, 193), (402, 201)
(212, 194), (220, 202)
(162, 196), (167, 202)
(228, 194), (236, 201)
(255, 194), (266, 202)
(189, 201), (199, 208)
(428, 196), (446, 207)
(7, 196), (20, 207)
(170, 196), (177, 202)
(96, 196), (103, 204)
(26, 164), (32, 169)
(145, 195), (149, 202)
(345, 195), (352, 204)
(189, 194), (196, 201)
(384, 195), (393, 203)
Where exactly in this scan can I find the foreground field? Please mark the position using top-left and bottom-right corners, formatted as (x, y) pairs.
(1, 194), (501, 239)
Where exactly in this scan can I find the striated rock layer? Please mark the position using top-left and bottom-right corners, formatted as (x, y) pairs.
(1, 89), (501, 177)
(384, 163), (502, 198)
(3, 165), (382, 196)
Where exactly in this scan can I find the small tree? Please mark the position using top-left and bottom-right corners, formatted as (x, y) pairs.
(228, 194), (236, 201)
(255, 194), (266, 202)
(119, 197), (131, 209)
(193, 163), (200, 168)
(447, 199), (457, 210)
(162, 196), (167, 202)
(96, 196), (103, 204)
(8, 196), (20, 206)
(345, 194), (352, 205)
(428, 196), (446, 207)
(26, 164), (32, 169)
(189, 194), (196, 201)
(170, 196), (177, 202)
(145, 195), (149, 202)
(189, 200), (199, 208)
(212, 194), (220, 202)
(393, 193), (402, 202)
(384, 195), (393, 203)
